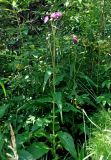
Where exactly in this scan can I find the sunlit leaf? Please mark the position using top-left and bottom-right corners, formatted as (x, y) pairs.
(0, 80), (6, 97)
(78, 0), (82, 4)
(43, 69), (52, 92)
(32, 117), (51, 131)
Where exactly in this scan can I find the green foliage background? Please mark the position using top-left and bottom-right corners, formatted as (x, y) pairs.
(0, 0), (111, 159)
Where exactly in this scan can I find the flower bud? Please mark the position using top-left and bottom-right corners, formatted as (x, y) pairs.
(72, 35), (78, 44)
(44, 16), (49, 23)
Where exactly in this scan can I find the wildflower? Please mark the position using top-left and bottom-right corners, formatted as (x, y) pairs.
(50, 11), (62, 20)
(72, 35), (78, 44)
(44, 16), (49, 23)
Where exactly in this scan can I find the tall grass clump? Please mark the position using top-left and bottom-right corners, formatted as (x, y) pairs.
(87, 109), (111, 160)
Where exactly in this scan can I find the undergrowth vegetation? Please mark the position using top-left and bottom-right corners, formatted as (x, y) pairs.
(0, 0), (111, 159)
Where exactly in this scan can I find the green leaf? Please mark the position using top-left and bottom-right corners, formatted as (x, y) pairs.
(19, 150), (34, 160)
(36, 97), (52, 103)
(58, 131), (77, 159)
(54, 75), (64, 85)
(0, 133), (4, 153)
(0, 0), (8, 2)
(78, 0), (82, 4)
(102, 80), (111, 89)
(80, 73), (97, 87)
(27, 142), (49, 159)
(0, 80), (6, 97)
(0, 104), (9, 118)
(53, 92), (63, 123)
(12, 0), (17, 8)
(97, 94), (111, 106)
(16, 132), (30, 146)
(32, 117), (51, 131)
(64, 103), (81, 113)
(21, 25), (29, 36)
(43, 68), (52, 92)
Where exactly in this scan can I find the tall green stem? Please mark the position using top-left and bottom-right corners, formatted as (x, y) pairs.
(73, 46), (77, 98)
(51, 22), (56, 157)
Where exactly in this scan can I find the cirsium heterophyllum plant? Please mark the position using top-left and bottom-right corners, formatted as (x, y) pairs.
(43, 11), (78, 159)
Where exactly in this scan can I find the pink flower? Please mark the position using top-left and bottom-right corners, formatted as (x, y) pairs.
(72, 35), (78, 44)
(44, 16), (49, 23)
(50, 11), (62, 20)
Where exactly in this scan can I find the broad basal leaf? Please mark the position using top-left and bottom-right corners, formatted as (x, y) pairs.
(58, 131), (77, 159)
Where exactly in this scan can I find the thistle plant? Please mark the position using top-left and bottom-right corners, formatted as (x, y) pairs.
(43, 11), (79, 159)
(44, 11), (62, 158)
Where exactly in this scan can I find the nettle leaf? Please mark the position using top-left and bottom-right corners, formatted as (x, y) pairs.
(0, 104), (9, 118)
(19, 149), (34, 160)
(58, 131), (77, 159)
(27, 142), (49, 159)
(16, 132), (30, 147)
(53, 92), (63, 123)
(43, 68), (52, 92)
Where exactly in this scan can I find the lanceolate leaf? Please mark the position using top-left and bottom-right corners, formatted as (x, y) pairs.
(0, 80), (6, 97)
(58, 131), (77, 159)
(53, 92), (63, 123)
(43, 68), (52, 92)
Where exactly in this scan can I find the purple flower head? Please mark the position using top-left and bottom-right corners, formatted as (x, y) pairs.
(72, 35), (78, 44)
(44, 16), (49, 23)
(50, 11), (62, 20)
